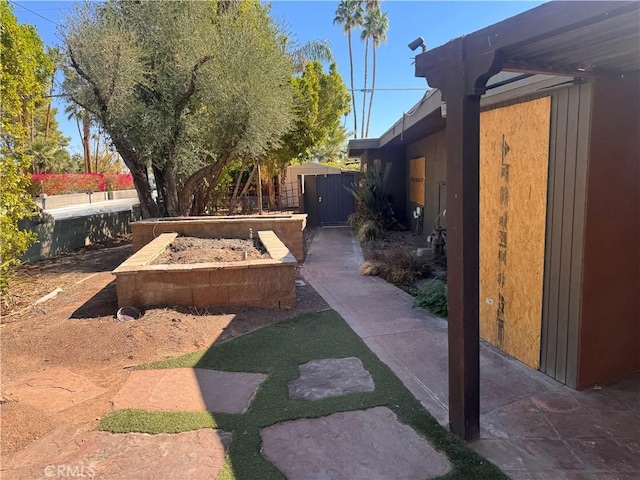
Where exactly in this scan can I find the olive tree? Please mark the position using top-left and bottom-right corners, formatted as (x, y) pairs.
(63, 0), (294, 217)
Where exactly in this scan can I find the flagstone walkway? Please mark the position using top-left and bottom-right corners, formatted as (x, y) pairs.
(3, 355), (453, 479)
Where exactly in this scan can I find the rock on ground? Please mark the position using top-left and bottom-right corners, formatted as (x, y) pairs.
(111, 368), (267, 413)
(2, 427), (231, 480)
(260, 406), (451, 480)
(288, 357), (375, 401)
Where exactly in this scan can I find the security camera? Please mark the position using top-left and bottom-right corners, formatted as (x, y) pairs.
(408, 36), (426, 53)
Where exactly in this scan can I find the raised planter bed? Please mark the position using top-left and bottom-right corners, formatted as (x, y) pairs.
(130, 214), (307, 262)
(113, 230), (296, 310)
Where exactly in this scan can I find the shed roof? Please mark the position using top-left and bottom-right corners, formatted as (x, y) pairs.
(415, 1), (639, 83)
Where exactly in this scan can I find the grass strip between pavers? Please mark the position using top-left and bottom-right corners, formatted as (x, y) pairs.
(99, 309), (506, 480)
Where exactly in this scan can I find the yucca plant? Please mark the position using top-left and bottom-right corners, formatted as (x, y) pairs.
(346, 159), (391, 216)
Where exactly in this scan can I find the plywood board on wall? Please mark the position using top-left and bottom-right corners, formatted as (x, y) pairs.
(479, 97), (551, 369)
(410, 157), (426, 206)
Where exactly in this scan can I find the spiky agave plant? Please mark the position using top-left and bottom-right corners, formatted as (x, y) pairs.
(345, 158), (391, 216)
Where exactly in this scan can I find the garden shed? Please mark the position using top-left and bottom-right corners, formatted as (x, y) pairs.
(280, 162), (342, 209)
(349, 1), (639, 440)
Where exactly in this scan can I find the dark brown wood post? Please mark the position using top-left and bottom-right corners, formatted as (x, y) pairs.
(444, 88), (482, 441)
(416, 38), (502, 441)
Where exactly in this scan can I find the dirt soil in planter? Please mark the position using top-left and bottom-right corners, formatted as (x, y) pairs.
(0, 232), (326, 457)
(152, 237), (269, 264)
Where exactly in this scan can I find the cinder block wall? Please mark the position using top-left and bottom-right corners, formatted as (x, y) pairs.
(20, 206), (142, 262)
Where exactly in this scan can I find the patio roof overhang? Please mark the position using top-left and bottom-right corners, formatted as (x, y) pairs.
(413, 1), (639, 441)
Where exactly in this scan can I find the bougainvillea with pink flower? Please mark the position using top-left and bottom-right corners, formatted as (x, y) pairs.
(30, 174), (134, 195)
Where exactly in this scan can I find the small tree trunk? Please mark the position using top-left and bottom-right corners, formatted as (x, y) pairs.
(44, 70), (55, 140)
(347, 29), (358, 139)
(177, 158), (227, 217)
(82, 114), (91, 173)
(366, 45), (377, 138)
(257, 162), (263, 215)
(130, 165), (160, 219)
(361, 38), (369, 138)
(229, 157), (248, 212)
(94, 133), (100, 173)
(267, 176), (276, 210)
(239, 164), (257, 197)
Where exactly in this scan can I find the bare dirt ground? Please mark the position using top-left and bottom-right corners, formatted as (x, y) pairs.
(153, 237), (268, 265)
(0, 233), (326, 457)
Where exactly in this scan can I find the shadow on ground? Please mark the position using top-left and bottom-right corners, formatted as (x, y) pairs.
(70, 281), (119, 319)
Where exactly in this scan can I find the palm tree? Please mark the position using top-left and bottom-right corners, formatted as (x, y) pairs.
(28, 139), (72, 173)
(333, 0), (362, 138)
(363, 6), (388, 138)
(359, 0), (381, 138)
(290, 39), (333, 73)
(44, 47), (63, 141)
(64, 104), (92, 173)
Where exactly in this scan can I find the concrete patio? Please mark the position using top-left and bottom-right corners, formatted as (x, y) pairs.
(301, 227), (640, 480)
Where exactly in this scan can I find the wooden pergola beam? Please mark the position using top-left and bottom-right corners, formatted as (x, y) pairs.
(416, 1), (638, 89)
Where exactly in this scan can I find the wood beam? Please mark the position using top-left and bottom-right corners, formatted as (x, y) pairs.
(418, 37), (500, 441)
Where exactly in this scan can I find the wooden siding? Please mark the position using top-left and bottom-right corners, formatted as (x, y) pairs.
(406, 131), (447, 234)
(409, 157), (426, 206)
(540, 83), (592, 387)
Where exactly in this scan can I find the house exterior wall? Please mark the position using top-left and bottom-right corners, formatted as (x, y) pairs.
(578, 73), (640, 388)
(540, 82), (593, 388)
(405, 130), (447, 235)
(362, 147), (407, 225)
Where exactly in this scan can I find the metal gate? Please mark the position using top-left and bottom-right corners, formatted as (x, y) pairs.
(317, 174), (356, 226)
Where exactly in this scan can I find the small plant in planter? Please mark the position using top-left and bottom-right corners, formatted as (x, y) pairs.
(413, 279), (448, 317)
(346, 159), (402, 238)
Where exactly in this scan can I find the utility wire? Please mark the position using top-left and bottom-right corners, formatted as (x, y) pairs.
(9, 1), (59, 26)
(349, 88), (427, 92)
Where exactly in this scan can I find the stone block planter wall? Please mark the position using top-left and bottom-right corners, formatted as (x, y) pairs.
(113, 230), (297, 310)
(130, 214), (307, 262)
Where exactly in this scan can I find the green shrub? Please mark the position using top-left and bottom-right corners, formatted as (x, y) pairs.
(0, 154), (37, 293)
(413, 279), (448, 317)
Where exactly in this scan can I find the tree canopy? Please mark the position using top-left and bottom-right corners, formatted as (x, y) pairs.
(63, 0), (296, 217)
(0, 0), (50, 289)
(1, 0), (53, 156)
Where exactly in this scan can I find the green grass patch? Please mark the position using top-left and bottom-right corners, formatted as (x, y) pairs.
(100, 310), (504, 480)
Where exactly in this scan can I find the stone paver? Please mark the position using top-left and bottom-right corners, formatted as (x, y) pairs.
(111, 368), (267, 413)
(260, 406), (451, 480)
(289, 357), (374, 400)
(4, 366), (107, 413)
(1, 427), (230, 480)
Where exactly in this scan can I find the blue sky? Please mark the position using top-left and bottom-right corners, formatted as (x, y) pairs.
(12, 0), (543, 153)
